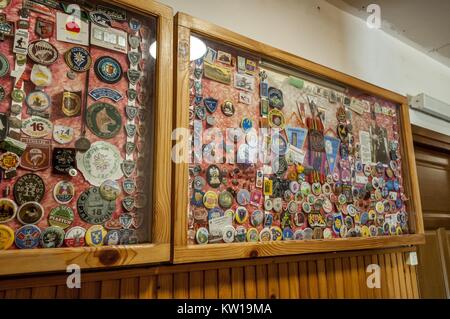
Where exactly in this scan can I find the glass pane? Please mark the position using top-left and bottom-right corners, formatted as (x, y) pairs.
(187, 35), (408, 245)
(0, 0), (156, 249)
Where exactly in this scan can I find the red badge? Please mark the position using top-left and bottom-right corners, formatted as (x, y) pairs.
(19, 138), (51, 171)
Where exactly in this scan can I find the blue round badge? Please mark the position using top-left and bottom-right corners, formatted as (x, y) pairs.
(94, 56), (123, 84)
(282, 227), (294, 240)
(15, 225), (41, 249)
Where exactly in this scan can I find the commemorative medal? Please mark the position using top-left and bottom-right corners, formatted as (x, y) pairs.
(53, 180), (75, 204)
(94, 56), (123, 84)
(99, 179), (121, 201)
(17, 202), (44, 225)
(0, 198), (17, 223)
(35, 17), (54, 38)
(19, 137), (51, 171)
(0, 225), (14, 250)
(21, 116), (52, 138)
(30, 64), (53, 87)
(62, 91), (82, 117)
(86, 102), (122, 139)
(26, 90), (51, 112)
(64, 226), (86, 247)
(52, 148), (76, 175)
(85, 225), (107, 247)
(221, 100), (235, 117)
(65, 47), (92, 72)
(40, 226), (65, 248)
(15, 225), (41, 249)
(13, 173), (45, 205)
(27, 40), (58, 65)
(78, 187), (115, 225)
(0, 53), (9, 77)
(89, 88), (123, 102)
(53, 125), (74, 144)
(76, 141), (123, 186)
(48, 205), (74, 229)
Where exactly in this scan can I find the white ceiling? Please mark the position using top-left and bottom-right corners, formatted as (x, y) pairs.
(326, 0), (450, 68)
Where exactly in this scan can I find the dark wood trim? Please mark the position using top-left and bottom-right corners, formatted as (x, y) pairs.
(412, 124), (450, 153)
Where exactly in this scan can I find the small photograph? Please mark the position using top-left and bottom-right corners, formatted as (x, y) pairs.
(217, 50), (232, 65)
(239, 91), (252, 105)
(245, 59), (257, 74)
(234, 73), (255, 92)
(203, 47), (217, 64)
(370, 123), (390, 164)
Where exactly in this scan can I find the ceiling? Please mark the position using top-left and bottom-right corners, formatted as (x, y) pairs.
(326, 0), (450, 68)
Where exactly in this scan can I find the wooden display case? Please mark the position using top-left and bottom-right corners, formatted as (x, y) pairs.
(172, 13), (424, 264)
(0, 0), (173, 275)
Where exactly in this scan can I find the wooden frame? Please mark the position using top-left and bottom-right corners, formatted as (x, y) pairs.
(172, 13), (425, 264)
(0, 0), (173, 276)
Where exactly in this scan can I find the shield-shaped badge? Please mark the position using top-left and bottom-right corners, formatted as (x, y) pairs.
(128, 34), (140, 49)
(35, 17), (54, 38)
(127, 89), (137, 101)
(122, 196), (135, 212)
(19, 138), (51, 171)
(121, 160), (136, 177)
(125, 142), (136, 155)
(131, 213), (143, 229)
(127, 69), (141, 85)
(128, 51), (141, 66)
(123, 178), (136, 195)
(90, 230), (103, 245)
(125, 124), (137, 138)
(119, 213), (133, 229)
(204, 98), (218, 113)
(125, 106), (138, 120)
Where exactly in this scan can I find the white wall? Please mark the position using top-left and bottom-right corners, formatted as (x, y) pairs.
(161, 0), (450, 136)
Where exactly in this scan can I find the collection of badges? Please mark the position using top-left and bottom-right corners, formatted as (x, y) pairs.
(188, 41), (409, 245)
(0, 0), (153, 250)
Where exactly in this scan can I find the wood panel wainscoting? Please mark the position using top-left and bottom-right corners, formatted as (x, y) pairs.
(0, 247), (419, 299)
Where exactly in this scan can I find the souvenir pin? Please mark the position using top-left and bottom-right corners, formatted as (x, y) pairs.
(64, 226), (86, 247)
(245, 59), (257, 75)
(11, 88), (25, 102)
(202, 191), (217, 209)
(128, 51), (141, 67)
(204, 98), (218, 113)
(47, 205), (74, 230)
(218, 191), (233, 209)
(127, 69), (141, 85)
(122, 160), (136, 177)
(0, 198), (17, 223)
(65, 47), (92, 72)
(30, 64), (52, 88)
(129, 18), (141, 32)
(128, 34), (140, 50)
(125, 124), (137, 138)
(268, 87), (284, 109)
(125, 142), (136, 155)
(0, 225), (14, 250)
(26, 90), (51, 112)
(78, 187), (115, 225)
(94, 56), (123, 84)
(125, 106), (138, 121)
(196, 227), (209, 245)
(99, 180), (121, 201)
(121, 179), (136, 195)
(250, 210), (264, 227)
(52, 148), (76, 175)
(0, 13), (13, 39)
(221, 100), (235, 117)
(235, 206), (249, 224)
(0, 151), (20, 172)
(241, 118), (253, 133)
(235, 226), (246, 242)
(104, 229), (120, 245)
(222, 225), (235, 243)
(33, 17), (53, 39)
(121, 196), (134, 212)
(0, 53), (9, 77)
(258, 227), (271, 242)
(86, 225), (107, 247)
(127, 88), (137, 101)
(15, 225), (41, 249)
(19, 137), (51, 171)
(245, 228), (258, 242)
(206, 165), (222, 188)
(119, 213), (133, 229)
(60, 90), (82, 117)
(268, 109), (285, 128)
(53, 180), (75, 204)
(27, 40), (58, 65)
(86, 102), (122, 139)
(89, 11), (112, 28)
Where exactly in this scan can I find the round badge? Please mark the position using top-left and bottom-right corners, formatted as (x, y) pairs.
(0, 225), (14, 250)
(17, 202), (44, 225)
(246, 227), (259, 242)
(104, 229), (121, 245)
(0, 151), (20, 171)
(99, 179), (121, 201)
(48, 205), (74, 229)
(15, 225), (41, 249)
(302, 201), (311, 213)
(235, 206), (248, 224)
(64, 226), (86, 247)
(11, 88), (25, 102)
(28, 40), (58, 65)
(203, 191), (218, 209)
(250, 210), (264, 227)
(53, 180), (75, 204)
(323, 228), (333, 239)
(259, 227), (272, 242)
(270, 226), (283, 241)
(241, 118), (253, 132)
(0, 53), (9, 78)
(40, 226), (65, 248)
(86, 102), (122, 139)
(293, 229), (304, 240)
(86, 225), (107, 247)
(196, 227), (209, 245)
(77, 187), (116, 225)
(235, 226), (247, 242)
(206, 165), (222, 188)
(65, 47), (92, 72)
(218, 191), (233, 209)
(94, 56), (123, 84)
(222, 225), (235, 243)
(264, 198), (273, 211)
(26, 90), (51, 112)
(208, 207), (223, 220)
(221, 100), (235, 116)
(303, 227), (313, 239)
(273, 198), (283, 213)
(282, 227), (294, 240)
(236, 189), (250, 206)
(14, 173), (45, 205)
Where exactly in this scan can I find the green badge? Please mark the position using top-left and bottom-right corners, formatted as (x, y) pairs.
(86, 102), (122, 139)
(11, 88), (25, 102)
(48, 205), (74, 229)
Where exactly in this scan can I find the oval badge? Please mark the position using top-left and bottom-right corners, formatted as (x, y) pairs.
(21, 116), (52, 138)
(27, 40), (58, 65)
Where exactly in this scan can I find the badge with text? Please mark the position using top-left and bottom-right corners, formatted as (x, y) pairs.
(20, 137), (51, 171)
(21, 116), (53, 138)
(52, 148), (77, 175)
(56, 12), (89, 46)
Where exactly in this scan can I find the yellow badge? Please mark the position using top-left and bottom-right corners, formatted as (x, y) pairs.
(263, 178), (273, 196)
(203, 191), (218, 209)
(361, 225), (370, 237)
(268, 109), (285, 129)
(0, 225), (15, 250)
(85, 225), (107, 247)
